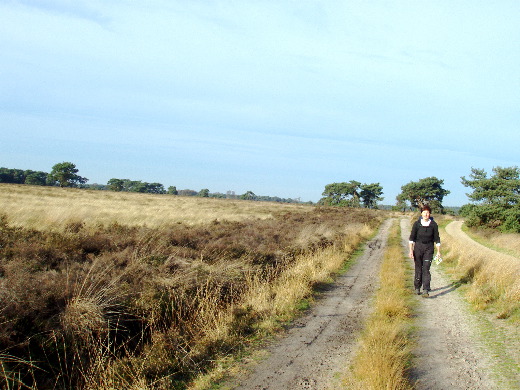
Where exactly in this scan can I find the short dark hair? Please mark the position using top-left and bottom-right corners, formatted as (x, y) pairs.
(421, 205), (432, 213)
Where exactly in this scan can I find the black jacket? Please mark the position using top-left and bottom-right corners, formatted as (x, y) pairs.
(409, 218), (440, 245)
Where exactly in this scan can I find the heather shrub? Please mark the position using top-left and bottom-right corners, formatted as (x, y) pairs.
(0, 207), (382, 389)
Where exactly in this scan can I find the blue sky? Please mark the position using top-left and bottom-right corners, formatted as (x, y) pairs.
(1, 1), (519, 205)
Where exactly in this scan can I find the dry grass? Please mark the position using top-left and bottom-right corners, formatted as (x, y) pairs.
(345, 221), (413, 390)
(442, 227), (520, 321)
(0, 184), (384, 390)
(0, 183), (311, 230)
(245, 223), (374, 319)
(463, 226), (520, 258)
(188, 223), (375, 390)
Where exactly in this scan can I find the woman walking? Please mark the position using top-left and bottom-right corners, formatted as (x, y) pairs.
(408, 205), (441, 297)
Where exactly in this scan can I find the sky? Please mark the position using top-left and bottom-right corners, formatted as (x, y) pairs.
(1, 1), (519, 206)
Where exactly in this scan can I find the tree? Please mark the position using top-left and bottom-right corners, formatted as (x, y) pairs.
(126, 180), (148, 192)
(461, 166), (520, 206)
(178, 189), (197, 196)
(24, 171), (48, 186)
(0, 168), (25, 184)
(198, 188), (209, 197)
(168, 186), (178, 195)
(48, 162), (88, 188)
(360, 183), (384, 209)
(240, 191), (256, 200)
(397, 177), (450, 212)
(107, 178), (125, 191)
(320, 180), (382, 208)
(146, 183), (166, 194)
(320, 181), (361, 206)
(460, 166), (520, 231)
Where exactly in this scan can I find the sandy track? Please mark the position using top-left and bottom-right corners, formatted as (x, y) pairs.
(401, 218), (500, 390)
(446, 220), (519, 261)
(223, 219), (516, 390)
(444, 219), (520, 388)
(226, 218), (394, 390)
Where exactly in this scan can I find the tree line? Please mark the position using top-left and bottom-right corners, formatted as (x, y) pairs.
(0, 162), (89, 188)
(2, 162), (519, 231)
(320, 168), (520, 233)
(319, 181), (384, 208)
(0, 162), (303, 203)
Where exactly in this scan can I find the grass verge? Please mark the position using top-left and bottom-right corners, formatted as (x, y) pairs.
(344, 220), (414, 390)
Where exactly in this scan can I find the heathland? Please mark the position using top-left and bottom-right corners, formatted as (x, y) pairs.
(2, 184), (519, 390)
(0, 184), (383, 389)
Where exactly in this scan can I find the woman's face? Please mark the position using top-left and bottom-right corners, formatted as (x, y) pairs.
(422, 209), (431, 220)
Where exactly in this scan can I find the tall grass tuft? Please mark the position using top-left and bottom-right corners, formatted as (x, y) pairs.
(345, 221), (413, 390)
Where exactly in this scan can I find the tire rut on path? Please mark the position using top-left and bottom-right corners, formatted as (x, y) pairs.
(226, 218), (395, 390)
(401, 218), (501, 390)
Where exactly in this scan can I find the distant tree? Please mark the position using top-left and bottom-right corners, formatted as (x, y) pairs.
(24, 171), (48, 186)
(0, 167), (50, 186)
(209, 192), (226, 199)
(0, 168), (12, 183)
(460, 166), (520, 231)
(107, 179), (165, 194)
(240, 191), (257, 200)
(11, 169), (25, 183)
(146, 183), (166, 194)
(198, 188), (210, 197)
(321, 181), (383, 208)
(360, 183), (384, 209)
(107, 178), (125, 191)
(397, 177), (450, 212)
(167, 186), (178, 195)
(48, 162), (88, 188)
(0, 168), (26, 184)
(123, 180), (147, 192)
(320, 181), (361, 206)
(87, 183), (107, 190)
(393, 196), (409, 212)
(178, 189), (197, 196)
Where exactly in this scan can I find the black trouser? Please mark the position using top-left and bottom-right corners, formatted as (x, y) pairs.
(413, 242), (434, 291)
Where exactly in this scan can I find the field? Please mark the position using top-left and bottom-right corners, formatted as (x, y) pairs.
(0, 184), (383, 389)
(0, 184), (312, 230)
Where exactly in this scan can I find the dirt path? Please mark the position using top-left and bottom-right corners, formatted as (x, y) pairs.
(444, 219), (520, 388)
(222, 219), (516, 390)
(224, 218), (394, 390)
(401, 218), (501, 390)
